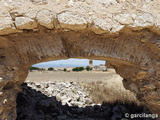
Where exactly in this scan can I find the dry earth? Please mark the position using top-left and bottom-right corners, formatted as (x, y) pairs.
(26, 70), (118, 83)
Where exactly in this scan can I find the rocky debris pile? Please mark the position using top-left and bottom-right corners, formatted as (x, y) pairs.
(16, 83), (156, 120)
(26, 81), (94, 107)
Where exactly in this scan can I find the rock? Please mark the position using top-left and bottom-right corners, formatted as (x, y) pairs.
(132, 12), (154, 27)
(36, 9), (56, 29)
(3, 99), (7, 104)
(0, 0), (159, 34)
(15, 17), (37, 30)
(0, 14), (20, 35)
(84, 98), (92, 105)
(27, 81), (94, 107)
(115, 13), (133, 25)
(58, 11), (88, 30)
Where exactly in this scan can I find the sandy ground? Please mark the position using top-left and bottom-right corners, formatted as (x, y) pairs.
(26, 69), (121, 84)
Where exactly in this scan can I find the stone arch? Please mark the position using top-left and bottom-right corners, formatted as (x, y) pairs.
(0, 0), (160, 119)
(0, 27), (160, 119)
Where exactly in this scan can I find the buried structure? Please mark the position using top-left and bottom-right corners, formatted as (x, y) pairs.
(0, 0), (160, 119)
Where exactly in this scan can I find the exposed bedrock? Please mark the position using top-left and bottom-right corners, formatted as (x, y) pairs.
(0, 0), (160, 119)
